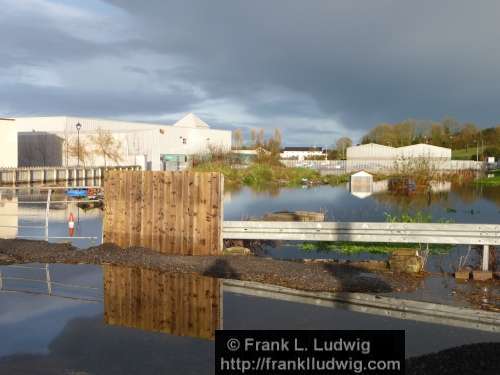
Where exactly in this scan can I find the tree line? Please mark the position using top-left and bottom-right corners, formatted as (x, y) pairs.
(361, 117), (500, 153)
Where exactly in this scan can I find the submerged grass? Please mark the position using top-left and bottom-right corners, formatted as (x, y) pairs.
(299, 241), (453, 255)
(474, 170), (500, 186)
(300, 210), (454, 255)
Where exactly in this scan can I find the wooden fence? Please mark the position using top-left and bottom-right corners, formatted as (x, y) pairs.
(103, 265), (221, 340)
(103, 170), (223, 255)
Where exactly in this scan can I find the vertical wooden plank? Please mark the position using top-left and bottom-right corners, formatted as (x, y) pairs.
(151, 172), (160, 251)
(191, 172), (200, 254)
(132, 171), (142, 247)
(174, 172), (184, 254)
(197, 173), (208, 255)
(141, 172), (150, 248)
(119, 171), (128, 248)
(124, 171), (133, 247)
(181, 171), (193, 255)
(167, 172), (176, 253)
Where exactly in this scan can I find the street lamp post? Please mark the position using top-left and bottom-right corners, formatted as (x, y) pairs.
(75, 123), (82, 167)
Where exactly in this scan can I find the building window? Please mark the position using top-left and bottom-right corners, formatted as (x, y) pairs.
(182, 138), (187, 144)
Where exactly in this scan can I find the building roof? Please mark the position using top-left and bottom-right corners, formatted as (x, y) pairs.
(398, 143), (451, 151)
(173, 113), (209, 129)
(283, 147), (323, 152)
(348, 143), (396, 150)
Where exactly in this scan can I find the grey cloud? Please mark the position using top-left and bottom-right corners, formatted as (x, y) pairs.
(104, 0), (500, 129)
(2, 0), (500, 145)
(0, 83), (199, 118)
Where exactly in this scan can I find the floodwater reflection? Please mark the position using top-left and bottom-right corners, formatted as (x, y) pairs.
(103, 265), (222, 340)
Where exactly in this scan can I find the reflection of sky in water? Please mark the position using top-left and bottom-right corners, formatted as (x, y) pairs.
(0, 263), (498, 373)
(1, 184), (499, 250)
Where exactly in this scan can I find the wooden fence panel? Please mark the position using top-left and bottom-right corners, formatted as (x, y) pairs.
(103, 265), (221, 340)
(103, 170), (223, 255)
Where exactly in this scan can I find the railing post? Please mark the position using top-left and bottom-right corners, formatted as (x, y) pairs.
(482, 245), (490, 271)
(45, 263), (52, 295)
(45, 189), (52, 241)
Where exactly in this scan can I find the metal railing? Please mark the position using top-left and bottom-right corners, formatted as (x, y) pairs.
(223, 221), (499, 271)
(0, 264), (102, 302)
(0, 186), (101, 243)
(281, 159), (485, 172)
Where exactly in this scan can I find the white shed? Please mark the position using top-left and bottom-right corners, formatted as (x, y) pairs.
(346, 143), (397, 160)
(397, 144), (451, 160)
(350, 170), (373, 199)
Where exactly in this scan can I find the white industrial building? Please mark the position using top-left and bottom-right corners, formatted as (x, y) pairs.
(0, 118), (18, 167)
(11, 113), (231, 170)
(396, 144), (451, 159)
(346, 143), (451, 160)
(346, 143), (398, 160)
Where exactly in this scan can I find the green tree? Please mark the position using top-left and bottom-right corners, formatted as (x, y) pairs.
(336, 137), (352, 159)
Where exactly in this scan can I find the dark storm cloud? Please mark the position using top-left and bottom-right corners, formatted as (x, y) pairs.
(3, 0), (500, 143)
(0, 83), (198, 118)
(104, 0), (500, 130)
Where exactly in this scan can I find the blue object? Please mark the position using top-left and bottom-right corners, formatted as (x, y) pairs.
(66, 189), (88, 198)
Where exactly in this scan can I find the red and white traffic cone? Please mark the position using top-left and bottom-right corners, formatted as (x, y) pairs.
(68, 212), (75, 237)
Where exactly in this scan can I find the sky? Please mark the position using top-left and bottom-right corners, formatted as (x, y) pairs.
(2, 0), (500, 145)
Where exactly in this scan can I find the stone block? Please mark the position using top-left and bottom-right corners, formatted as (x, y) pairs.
(472, 271), (493, 281)
(389, 254), (423, 273)
(454, 270), (470, 281)
(223, 246), (251, 256)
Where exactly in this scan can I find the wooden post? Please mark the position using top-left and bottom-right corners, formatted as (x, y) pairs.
(482, 245), (489, 271)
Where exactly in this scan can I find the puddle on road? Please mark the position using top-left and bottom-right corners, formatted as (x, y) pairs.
(0, 263), (498, 374)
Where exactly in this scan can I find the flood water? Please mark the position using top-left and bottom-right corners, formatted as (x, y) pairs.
(0, 263), (498, 374)
(0, 183), (499, 373)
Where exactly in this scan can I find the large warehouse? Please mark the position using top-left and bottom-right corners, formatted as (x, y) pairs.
(346, 143), (398, 160)
(12, 113), (232, 170)
(346, 143), (451, 160)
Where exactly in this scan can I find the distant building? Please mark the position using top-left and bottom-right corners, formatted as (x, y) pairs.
(281, 147), (324, 160)
(12, 113), (231, 170)
(0, 118), (18, 168)
(346, 143), (451, 160)
(346, 143), (398, 160)
(396, 144), (451, 160)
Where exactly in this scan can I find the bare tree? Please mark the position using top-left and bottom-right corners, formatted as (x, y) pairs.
(250, 129), (257, 148)
(67, 137), (92, 167)
(88, 128), (123, 166)
(232, 129), (244, 149)
(256, 128), (265, 148)
(267, 128), (282, 156)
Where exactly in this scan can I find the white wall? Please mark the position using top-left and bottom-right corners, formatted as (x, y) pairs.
(0, 119), (18, 167)
(347, 143), (451, 160)
(13, 116), (232, 170)
(347, 143), (397, 160)
(397, 144), (451, 160)
(281, 150), (324, 160)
